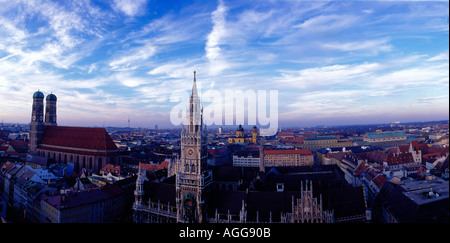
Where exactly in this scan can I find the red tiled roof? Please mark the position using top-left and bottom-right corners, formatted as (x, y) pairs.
(372, 174), (387, 189)
(325, 151), (351, 160)
(354, 162), (370, 176)
(139, 161), (169, 171)
(410, 140), (420, 152)
(276, 131), (294, 137)
(264, 149), (312, 155)
(38, 126), (118, 155)
(100, 164), (121, 174)
(386, 153), (414, 165)
(398, 145), (409, 154)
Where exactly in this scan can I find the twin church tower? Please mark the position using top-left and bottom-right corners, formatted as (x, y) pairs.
(29, 91), (57, 154)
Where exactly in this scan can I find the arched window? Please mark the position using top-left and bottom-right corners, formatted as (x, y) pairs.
(98, 157), (103, 170)
(89, 157), (93, 170)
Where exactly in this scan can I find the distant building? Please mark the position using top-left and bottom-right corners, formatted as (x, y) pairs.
(396, 140), (422, 164)
(233, 149), (260, 167)
(263, 149), (314, 167)
(363, 131), (407, 145)
(228, 125), (258, 144)
(302, 136), (354, 151)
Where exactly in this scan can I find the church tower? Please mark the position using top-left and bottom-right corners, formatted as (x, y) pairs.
(45, 93), (57, 126)
(176, 71), (212, 223)
(29, 91), (45, 154)
(252, 125), (258, 143)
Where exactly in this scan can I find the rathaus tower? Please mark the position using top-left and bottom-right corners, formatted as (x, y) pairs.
(175, 71), (212, 223)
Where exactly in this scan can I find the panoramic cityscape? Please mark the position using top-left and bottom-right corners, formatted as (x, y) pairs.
(0, 0), (448, 235)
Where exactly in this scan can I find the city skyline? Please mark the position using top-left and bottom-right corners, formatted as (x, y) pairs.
(0, 0), (448, 128)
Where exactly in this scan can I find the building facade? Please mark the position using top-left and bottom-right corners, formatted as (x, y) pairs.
(302, 136), (354, 151)
(232, 149), (260, 167)
(363, 131), (407, 144)
(263, 149), (314, 167)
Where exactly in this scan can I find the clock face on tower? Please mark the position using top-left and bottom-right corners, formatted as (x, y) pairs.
(187, 148), (194, 157)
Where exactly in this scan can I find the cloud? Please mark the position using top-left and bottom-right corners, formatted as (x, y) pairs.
(369, 63), (449, 89)
(322, 39), (393, 53)
(278, 62), (383, 89)
(205, 0), (230, 75)
(293, 14), (359, 33)
(109, 43), (157, 71)
(416, 95), (449, 102)
(112, 0), (147, 17)
(427, 52), (449, 62)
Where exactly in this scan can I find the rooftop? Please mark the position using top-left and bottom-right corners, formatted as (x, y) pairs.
(38, 126), (118, 155)
(304, 136), (337, 140)
(365, 131), (407, 139)
(264, 149), (312, 155)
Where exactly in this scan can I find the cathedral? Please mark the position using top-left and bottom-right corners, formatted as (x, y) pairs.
(28, 91), (120, 173)
(132, 72), (368, 223)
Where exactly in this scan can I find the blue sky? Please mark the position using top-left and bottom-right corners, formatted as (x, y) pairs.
(0, 0), (448, 128)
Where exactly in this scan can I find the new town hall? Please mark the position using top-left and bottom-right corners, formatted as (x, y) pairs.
(132, 72), (369, 223)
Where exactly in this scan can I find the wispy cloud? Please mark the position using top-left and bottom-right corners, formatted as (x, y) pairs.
(205, 0), (230, 76)
(427, 52), (449, 62)
(322, 38), (393, 53)
(109, 43), (157, 71)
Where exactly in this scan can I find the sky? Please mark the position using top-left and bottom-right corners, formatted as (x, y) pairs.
(0, 0), (448, 129)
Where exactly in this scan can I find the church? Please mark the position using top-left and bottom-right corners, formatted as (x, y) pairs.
(28, 91), (120, 173)
(227, 125), (258, 144)
(132, 72), (369, 223)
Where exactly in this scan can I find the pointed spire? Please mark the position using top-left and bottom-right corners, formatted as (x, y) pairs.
(192, 70), (198, 98)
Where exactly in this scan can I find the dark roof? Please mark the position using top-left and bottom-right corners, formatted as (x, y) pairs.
(46, 93), (57, 101)
(233, 149), (259, 158)
(328, 186), (367, 220)
(246, 191), (300, 222)
(41, 184), (124, 210)
(33, 91), (44, 98)
(207, 190), (246, 215)
(38, 126), (118, 156)
(143, 181), (176, 206)
(263, 165), (349, 191)
(212, 166), (241, 182)
(375, 179), (449, 223)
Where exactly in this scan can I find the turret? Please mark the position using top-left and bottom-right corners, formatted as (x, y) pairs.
(29, 91), (45, 154)
(45, 93), (57, 126)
